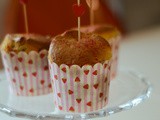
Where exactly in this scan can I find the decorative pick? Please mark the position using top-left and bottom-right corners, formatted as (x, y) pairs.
(73, 0), (85, 41)
(19, 0), (28, 4)
(73, 4), (85, 17)
(19, 0), (29, 33)
(86, 0), (100, 25)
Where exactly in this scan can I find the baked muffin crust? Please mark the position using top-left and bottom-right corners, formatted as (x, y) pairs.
(80, 25), (120, 43)
(49, 30), (112, 66)
(1, 34), (51, 53)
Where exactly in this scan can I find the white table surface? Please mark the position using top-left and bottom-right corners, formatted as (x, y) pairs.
(0, 26), (160, 120)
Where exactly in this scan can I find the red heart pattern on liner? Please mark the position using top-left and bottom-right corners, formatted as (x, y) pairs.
(99, 93), (103, 98)
(76, 98), (82, 103)
(108, 66), (111, 71)
(32, 72), (37, 77)
(54, 75), (58, 80)
(10, 53), (14, 57)
(12, 79), (16, 83)
(93, 70), (98, 75)
(62, 78), (67, 83)
(14, 66), (19, 71)
(29, 88), (34, 93)
(73, 4), (86, 17)
(59, 106), (63, 110)
(62, 67), (66, 73)
(104, 77), (108, 83)
(75, 77), (80, 82)
(2, 50), (52, 96)
(20, 86), (24, 91)
(18, 57), (23, 62)
(40, 80), (45, 85)
(48, 84), (52, 89)
(57, 93), (61, 98)
(104, 97), (107, 102)
(23, 72), (27, 77)
(84, 70), (89, 75)
(28, 59), (33, 64)
(69, 107), (75, 112)
(50, 60), (111, 113)
(93, 83), (99, 89)
(40, 53), (45, 59)
(104, 64), (108, 68)
(83, 84), (89, 89)
(87, 101), (92, 107)
(68, 90), (74, 95)
(44, 66), (48, 71)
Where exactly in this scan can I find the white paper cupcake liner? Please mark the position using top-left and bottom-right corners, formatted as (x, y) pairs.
(1, 50), (52, 96)
(109, 36), (121, 80)
(49, 60), (111, 113)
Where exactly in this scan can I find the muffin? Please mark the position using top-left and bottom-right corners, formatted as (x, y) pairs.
(80, 25), (121, 80)
(1, 34), (51, 53)
(49, 30), (112, 66)
(49, 30), (112, 113)
(1, 34), (52, 96)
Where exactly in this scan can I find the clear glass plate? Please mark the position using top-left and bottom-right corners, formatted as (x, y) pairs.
(0, 69), (152, 120)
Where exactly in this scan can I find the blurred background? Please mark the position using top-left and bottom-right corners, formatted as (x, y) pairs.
(108, 0), (160, 32)
(0, 0), (160, 36)
(0, 0), (160, 68)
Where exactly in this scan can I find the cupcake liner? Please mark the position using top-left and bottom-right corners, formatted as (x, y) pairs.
(49, 61), (111, 113)
(1, 50), (52, 96)
(109, 36), (121, 80)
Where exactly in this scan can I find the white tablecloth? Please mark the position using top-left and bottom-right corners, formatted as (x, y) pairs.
(0, 26), (160, 120)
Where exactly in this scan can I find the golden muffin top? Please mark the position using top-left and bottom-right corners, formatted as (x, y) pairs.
(1, 34), (52, 53)
(48, 30), (112, 66)
(80, 25), (120, 43)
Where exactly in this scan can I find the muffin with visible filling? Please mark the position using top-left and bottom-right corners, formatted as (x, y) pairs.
(1, 34), (52, 96)
(49, 30), (112, 113)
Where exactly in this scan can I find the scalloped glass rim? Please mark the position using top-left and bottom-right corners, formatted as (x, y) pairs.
(0, 69), (152, 120)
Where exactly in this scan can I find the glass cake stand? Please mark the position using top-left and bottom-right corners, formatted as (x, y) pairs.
(0, 69), (152, 120)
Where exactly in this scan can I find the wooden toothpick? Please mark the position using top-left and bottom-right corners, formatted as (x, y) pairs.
(77, 0), (81, 41)
(86, 0), (100, 26)
(23, 4), (29, 33)
(90, 0), (94, 26)
(73, 0), (85, 40)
